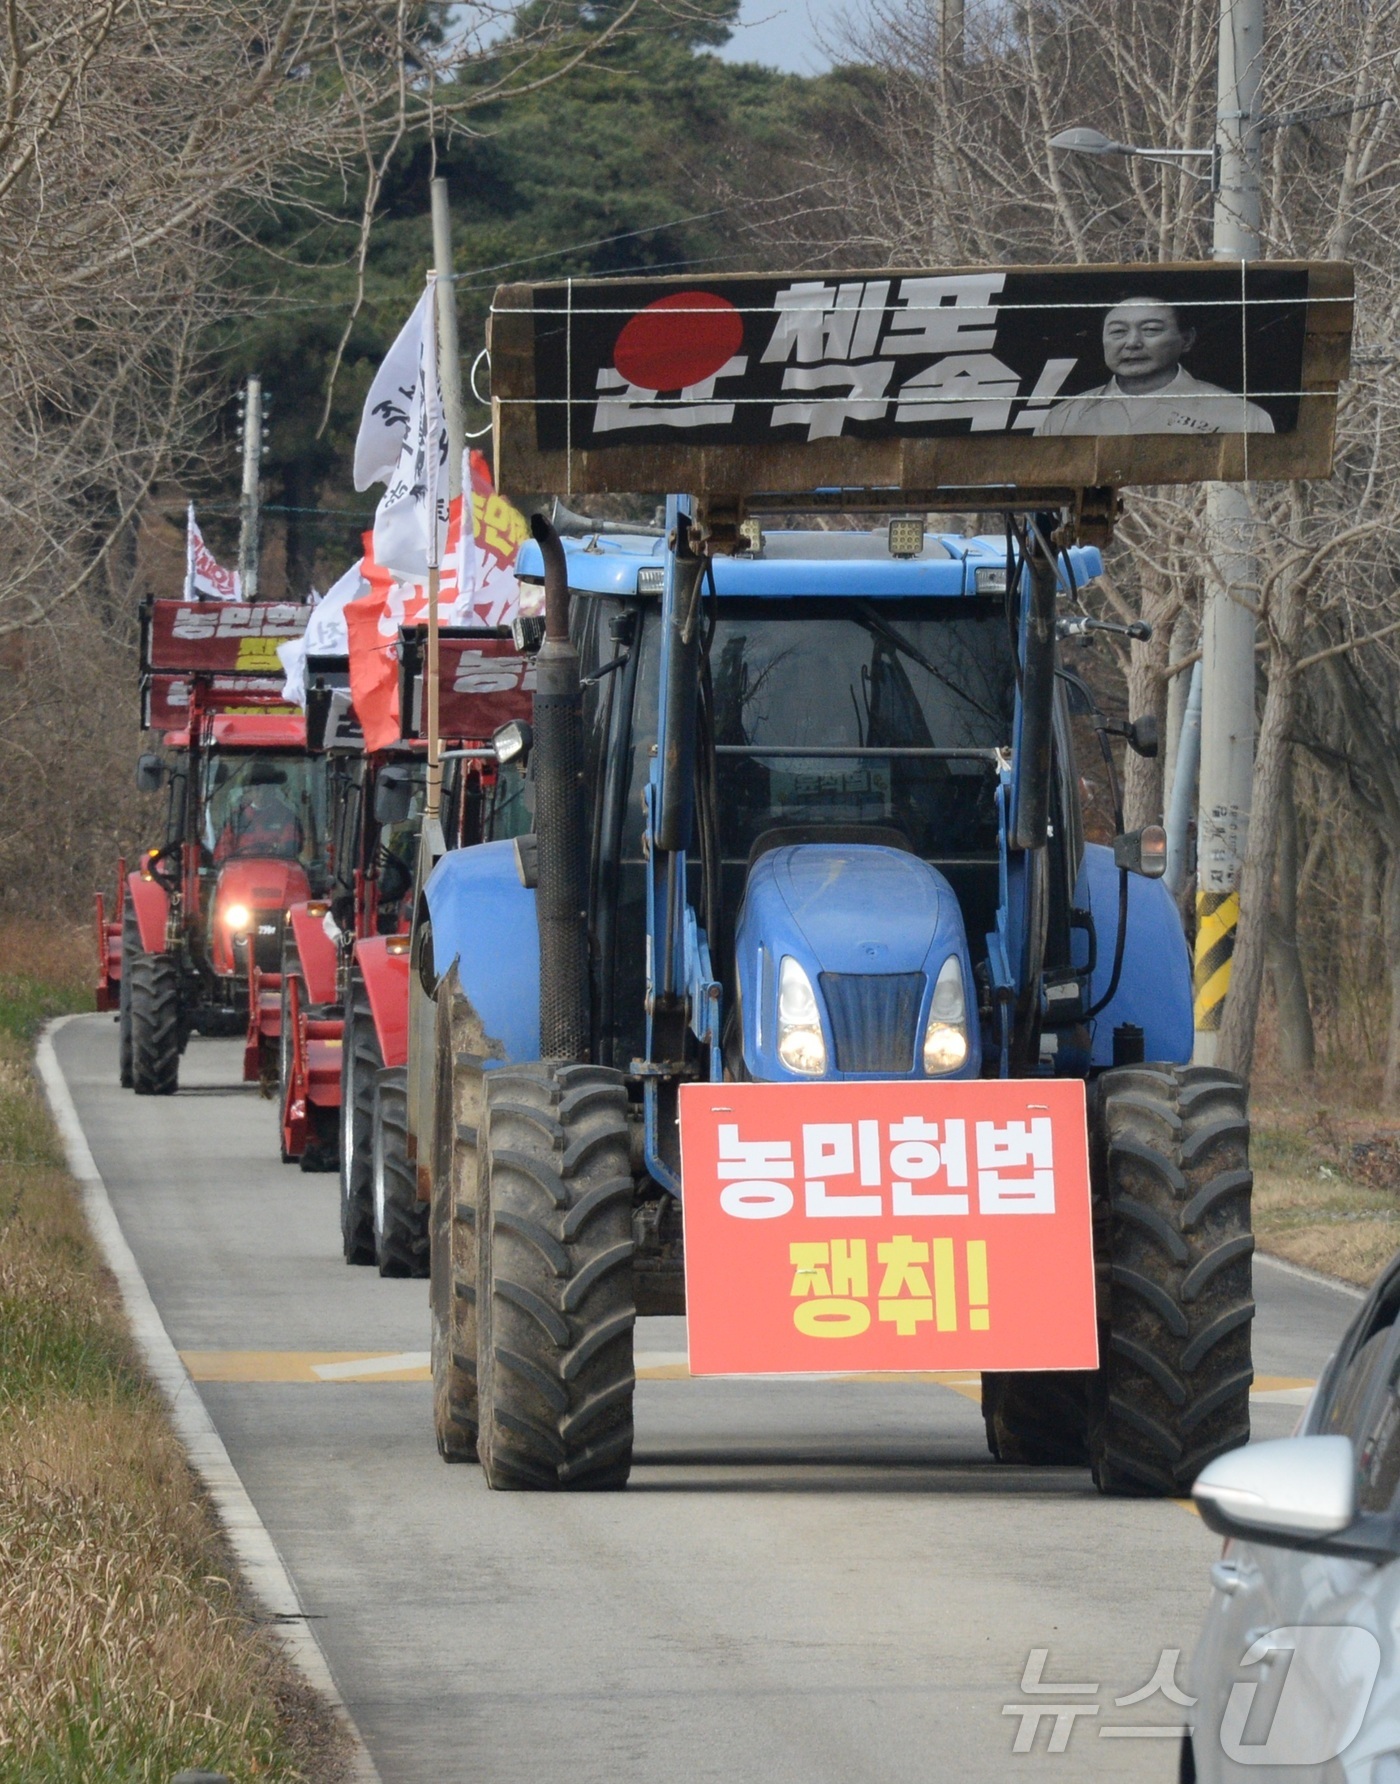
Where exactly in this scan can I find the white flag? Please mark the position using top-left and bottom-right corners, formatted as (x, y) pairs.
(277, 561), (366, 706)
(354, 289), (430, 490)
(357, 279), (449, 579)
(185, 504), (241, 601)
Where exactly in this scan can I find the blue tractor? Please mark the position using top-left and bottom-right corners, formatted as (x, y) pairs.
(409, 497), (1252, 1495)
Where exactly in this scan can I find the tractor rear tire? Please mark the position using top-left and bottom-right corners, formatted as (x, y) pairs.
(982, 1371), (1091, 1465)
(477, 1062), (635, 1491)
(430, 977), (481, 1462)
(129, 952), (180, 1096)
(118, 902), (137, 1089)
(373, 1067), (427, 1277)
(1089, 1064), (1254, 1497)
(339, 971), (379, 1264)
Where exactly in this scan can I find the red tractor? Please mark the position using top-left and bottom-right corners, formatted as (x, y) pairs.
(276, 626), (534, 1273)
(100, 599), (323, 1095)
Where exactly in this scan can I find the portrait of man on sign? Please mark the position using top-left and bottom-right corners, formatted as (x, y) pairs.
(1034, 296), (1275, 436)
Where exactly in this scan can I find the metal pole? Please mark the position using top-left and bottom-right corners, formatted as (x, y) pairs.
(1166, 658), (1202, 897)
(238, 375), (262, 600)
(430, 179), (465, 501)
(1194, 0), (1263, 1062)
(425, 181), (465, 834)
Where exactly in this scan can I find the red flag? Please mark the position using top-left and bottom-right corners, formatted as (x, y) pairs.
(345, 532), (400, 750)
(346, 498), (472, 750)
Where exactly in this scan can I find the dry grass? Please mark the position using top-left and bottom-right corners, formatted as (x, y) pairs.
(1250, 1076), (1400, 1289)
(0, 932), (350, 1782)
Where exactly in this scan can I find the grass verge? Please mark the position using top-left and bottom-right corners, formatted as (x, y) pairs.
(0, 922), (349, 1782)
(1251, 1071), (1400, 1289)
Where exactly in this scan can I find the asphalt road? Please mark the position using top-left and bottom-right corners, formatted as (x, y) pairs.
(54, 1015), (1363, 1784)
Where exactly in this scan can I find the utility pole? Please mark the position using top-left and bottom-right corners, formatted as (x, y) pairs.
(238, 375), (263, 600)
(942, 0), (964, 90)
(1193, 0), (1263, 1062)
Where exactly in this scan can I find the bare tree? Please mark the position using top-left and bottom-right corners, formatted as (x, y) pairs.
(762, 0), (1400, 1086)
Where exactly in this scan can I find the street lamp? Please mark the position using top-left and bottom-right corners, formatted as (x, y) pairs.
(1049, 127), (1218, 186)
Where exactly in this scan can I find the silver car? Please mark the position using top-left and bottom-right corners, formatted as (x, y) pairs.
(1185, 1255), (1400, 1781)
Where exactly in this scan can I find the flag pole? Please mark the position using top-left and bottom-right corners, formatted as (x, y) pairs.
(425, 263), (444, 830)
(426, 180), (465, 834)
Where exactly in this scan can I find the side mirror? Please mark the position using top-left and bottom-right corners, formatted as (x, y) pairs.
(136, 752), (166, 793)
(374, 765), (414, 828)
(1194, 1435), (1355, 1546)
(1126, 714), (1158, 758)
(493, 719), (533, 768)
(1113, 824), (1167, 878)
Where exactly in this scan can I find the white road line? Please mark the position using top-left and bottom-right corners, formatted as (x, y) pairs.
(1254, 1249), (1366, 1301)
(38, 1016), (382, 1784)
(312, 1351), (430, 1380)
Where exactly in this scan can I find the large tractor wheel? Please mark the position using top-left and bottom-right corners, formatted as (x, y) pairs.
(372, 1066), (427, 1277)
(1089, 1064), (1254, 1497)
(982, 1371), (1090, 1466)
(477, 1062), (635, 1491)
(129, 951), (180, 1096)
(338, 970), (380, 1263)
(430, 976), (481, 1462)
(118, 901), (137, 1089)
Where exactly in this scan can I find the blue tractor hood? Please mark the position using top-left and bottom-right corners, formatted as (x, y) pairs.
(734, 842), (980, 1081)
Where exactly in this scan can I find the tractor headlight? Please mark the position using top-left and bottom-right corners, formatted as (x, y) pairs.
(923, 956), (969, 1074)
(222, 903), (252, 933)
(776, 956), (826, 1076)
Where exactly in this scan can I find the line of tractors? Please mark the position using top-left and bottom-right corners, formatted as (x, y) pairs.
(98, 500), (1253, 1501)
(108, 252), (1369, 1495)
(97, 595), (535, 1279)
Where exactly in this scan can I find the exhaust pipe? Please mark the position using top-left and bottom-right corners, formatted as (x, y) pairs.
(530, 513), (589, 1061)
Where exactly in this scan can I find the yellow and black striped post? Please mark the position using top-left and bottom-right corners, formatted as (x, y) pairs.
(1193, 889), (1238, 1035)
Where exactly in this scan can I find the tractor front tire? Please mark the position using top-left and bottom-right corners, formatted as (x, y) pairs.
(339, 971), (380, 1262)
(129, 951), (180, 1096)
(1089, 1064), (1254, 1497)
(118, 901), (137, 1089)
(373, 1067), (427, 1277)
(477, 1062), (635, 1491)
(982, 1371), (1090, 1466)
(430, 977), (481, 1462)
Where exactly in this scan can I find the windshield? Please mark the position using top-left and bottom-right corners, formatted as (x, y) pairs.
(634, 598), (1015, 863)
(202, 752), (327, 873)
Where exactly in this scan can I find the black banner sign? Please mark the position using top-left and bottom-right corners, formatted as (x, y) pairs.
(490, 261), (1351, 497)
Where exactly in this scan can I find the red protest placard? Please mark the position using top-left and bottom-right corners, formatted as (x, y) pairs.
(677, 1079), (1098, 1376)
(145, 600), (308, 673)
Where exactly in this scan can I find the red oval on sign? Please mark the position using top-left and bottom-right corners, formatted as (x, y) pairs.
(612, 291), (744, 393)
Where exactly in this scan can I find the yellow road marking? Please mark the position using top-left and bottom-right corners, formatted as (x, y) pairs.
(181, 1350), (431, 1383)
(179, 1353), (1316, 1406)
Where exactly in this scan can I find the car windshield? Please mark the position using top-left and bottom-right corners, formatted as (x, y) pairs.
(640, 598), (1016, 863)
(201, 752), (327, 871)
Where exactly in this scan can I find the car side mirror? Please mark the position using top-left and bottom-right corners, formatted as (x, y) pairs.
(136, 752), (166, 793)
(374, 765), (414, 828)
(1126, 714), (1158, 758)
(1194, 1436), (1355, 1547)
(1113, 823), (1167, 878)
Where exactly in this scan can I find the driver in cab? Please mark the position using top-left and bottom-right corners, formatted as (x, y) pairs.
(214, 763), (303, 862)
